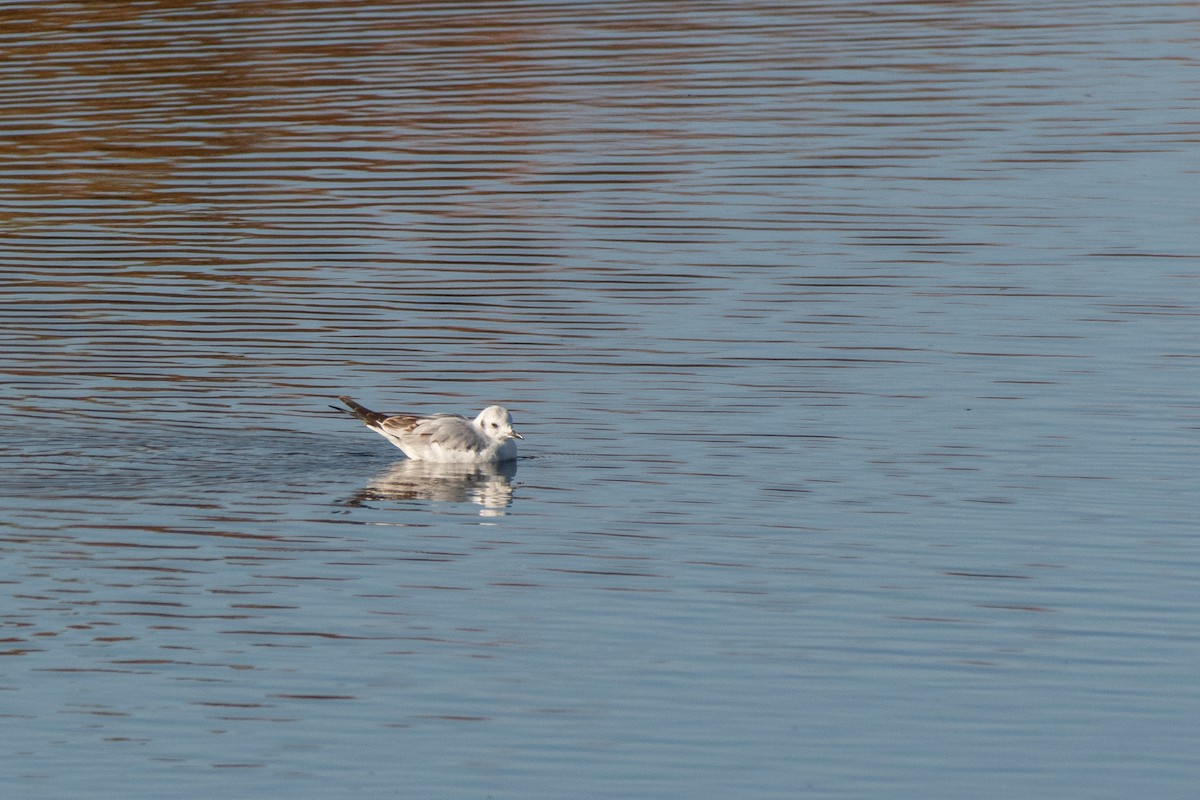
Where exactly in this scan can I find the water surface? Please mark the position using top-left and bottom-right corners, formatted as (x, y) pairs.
(2, 2), (1199, 798)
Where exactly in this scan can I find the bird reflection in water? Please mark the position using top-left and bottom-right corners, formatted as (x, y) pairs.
(347, 459), (518, 516)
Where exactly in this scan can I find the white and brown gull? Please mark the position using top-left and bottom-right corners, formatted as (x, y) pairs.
(336, 396), (522, 464)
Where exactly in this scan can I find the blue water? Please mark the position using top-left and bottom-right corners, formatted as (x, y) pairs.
(2, 1), (1198, 797)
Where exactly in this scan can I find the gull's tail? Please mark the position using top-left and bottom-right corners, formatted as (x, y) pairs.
(336, 395), (389, 428)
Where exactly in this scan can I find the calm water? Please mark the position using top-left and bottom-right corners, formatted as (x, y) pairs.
(2, 1), (1199, 797)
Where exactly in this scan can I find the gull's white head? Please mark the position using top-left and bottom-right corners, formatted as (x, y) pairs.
(475, 405), (523, 442)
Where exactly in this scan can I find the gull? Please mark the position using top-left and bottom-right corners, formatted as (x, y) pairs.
(336, 396), (522, 463)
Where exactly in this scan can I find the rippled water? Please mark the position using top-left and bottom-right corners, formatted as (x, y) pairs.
(2, 2), (1199, 798)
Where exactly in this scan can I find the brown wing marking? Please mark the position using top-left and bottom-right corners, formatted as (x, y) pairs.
(338, 396), (392, 427)
(380, 415), (423, 435)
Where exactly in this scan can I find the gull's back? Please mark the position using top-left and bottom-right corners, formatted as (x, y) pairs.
(381, 414), (498, 462)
